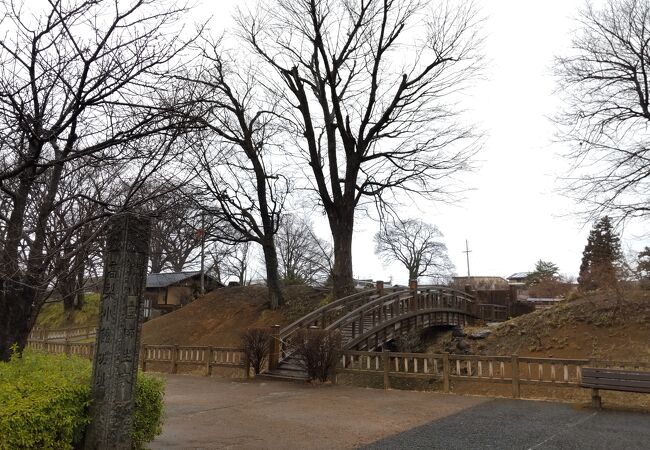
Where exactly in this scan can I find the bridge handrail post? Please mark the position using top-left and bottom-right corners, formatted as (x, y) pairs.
(269, 325), (281, 370)
(443, 353), (450, 393)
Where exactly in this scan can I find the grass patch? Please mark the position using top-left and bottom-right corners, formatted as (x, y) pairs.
(36, 293), (100, 329)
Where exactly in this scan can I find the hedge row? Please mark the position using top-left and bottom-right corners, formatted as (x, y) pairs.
(0, 349), (164, 450)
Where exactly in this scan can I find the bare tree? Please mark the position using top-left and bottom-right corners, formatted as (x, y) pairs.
(239, 0), (481, 297)
(557, 0), (650, 221)
(374, 218), (454, 283)
(47, 166), (107, 317)
(208, 241), (251, 286)
(136, 182), (212, 273)
(276, 214), (333, 285)
(0, 0), (196, 360)
(180, 38), (289, 308)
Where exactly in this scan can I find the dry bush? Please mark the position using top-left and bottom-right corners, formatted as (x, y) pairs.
(292, 329), (342, 382)
(241, 328), (271, 375)
(528, 279), (576, 299)
(395, 328), (425, 353)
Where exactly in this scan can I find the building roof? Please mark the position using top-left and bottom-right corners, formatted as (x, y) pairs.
(507, 272), (530, 281)
(146, 271), (202, 288)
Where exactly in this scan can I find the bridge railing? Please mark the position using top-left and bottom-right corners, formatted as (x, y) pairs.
(278, 287), (386, 360)
(326, 286), (476, 349)
(338, 350), (650, 397)
(277, 285), (476, 362)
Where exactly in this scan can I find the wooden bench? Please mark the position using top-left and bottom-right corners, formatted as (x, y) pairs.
(581, 367), (650, 408)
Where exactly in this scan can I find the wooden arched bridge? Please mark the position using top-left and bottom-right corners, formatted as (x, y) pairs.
(264, 284), (479, 380)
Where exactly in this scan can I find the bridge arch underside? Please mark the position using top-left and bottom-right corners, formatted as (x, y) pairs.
(343, 309), (475, 351)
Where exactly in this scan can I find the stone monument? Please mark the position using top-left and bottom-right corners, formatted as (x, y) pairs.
(84, 213), (151, 449)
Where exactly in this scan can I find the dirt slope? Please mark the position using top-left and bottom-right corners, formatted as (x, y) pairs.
(459, 291), (650, 362)
(142, 285), (327, 347)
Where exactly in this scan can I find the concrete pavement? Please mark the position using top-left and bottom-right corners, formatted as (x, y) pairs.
(150, 374), (650, 450)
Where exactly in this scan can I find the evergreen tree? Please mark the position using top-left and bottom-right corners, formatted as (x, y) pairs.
(578, 216), (622, 290)
(526, 260), (560, 285)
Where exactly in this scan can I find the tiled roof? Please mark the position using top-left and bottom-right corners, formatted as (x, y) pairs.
(146, 271), (202, 288)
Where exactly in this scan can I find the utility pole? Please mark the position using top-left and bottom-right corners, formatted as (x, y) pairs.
(463, 239), (472, 277)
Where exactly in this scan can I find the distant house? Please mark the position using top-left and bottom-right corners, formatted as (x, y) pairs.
(451, 276), (510, 291)
(143, 271), (223, 319)
(507, 272), (530, 285)
(450, 276), (533, 320)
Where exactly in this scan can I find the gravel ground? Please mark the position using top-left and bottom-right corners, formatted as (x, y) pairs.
(364, 398), (650, 450)
(150, 374), (650, 450)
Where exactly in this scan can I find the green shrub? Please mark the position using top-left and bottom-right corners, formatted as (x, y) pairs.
(132, 374), (165, 448)
(0, 349), (164, 450)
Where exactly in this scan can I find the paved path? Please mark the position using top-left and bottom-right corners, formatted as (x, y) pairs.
(151, 375), (487, 449)
(151, 374), (650, 450)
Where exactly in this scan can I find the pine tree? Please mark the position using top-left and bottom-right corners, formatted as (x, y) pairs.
(578, 216), (622, 290)
(526, 260), (560, 285)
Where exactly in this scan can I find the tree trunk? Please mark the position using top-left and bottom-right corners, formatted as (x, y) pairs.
(408, 268), (418, 282)
(330, 220), (355, 299)
(150, 251), (164, 273)
(63, 291), (76, 323)
(0, 281), (36, 361)
(261, 238), (284, 309)
(75, 266), (85, 311)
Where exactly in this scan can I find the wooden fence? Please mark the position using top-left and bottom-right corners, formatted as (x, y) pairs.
(339, 350), (650, 397)
(26, 340), (248, 376)
(29, 325), (97, 342)
(140, 344), (247, 376)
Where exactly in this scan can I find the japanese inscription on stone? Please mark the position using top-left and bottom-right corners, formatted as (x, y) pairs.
(84, 214), (151, 450)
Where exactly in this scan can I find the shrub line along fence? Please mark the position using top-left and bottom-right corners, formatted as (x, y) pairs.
(26, 339), (249, 377)
(338, 349), (650, 398)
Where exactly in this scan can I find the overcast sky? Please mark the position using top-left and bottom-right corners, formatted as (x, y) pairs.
(198, 0), (647, 284)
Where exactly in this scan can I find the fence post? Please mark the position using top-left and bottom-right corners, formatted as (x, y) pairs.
(376, 280), (385, 297)
(205, 346), (213, 377)
(244, 352), (251, 379)
(269, 325), (281, 371)
(382, 349), (390, 390)
(511, 355), (520, 398)
(170, 345), (178, 374)
(141, 345), (147, 372)
(588, 358), (601, 408)
(443, 353), (450, 393)
(64, 337), (71, 356)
